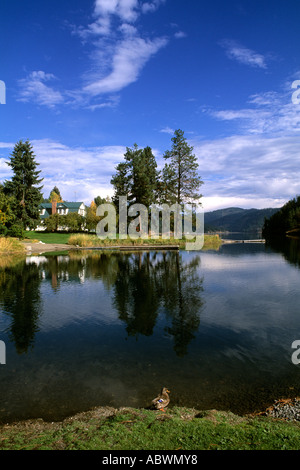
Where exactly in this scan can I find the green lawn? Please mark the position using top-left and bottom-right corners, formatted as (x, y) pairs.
(25, 231), (72, 244)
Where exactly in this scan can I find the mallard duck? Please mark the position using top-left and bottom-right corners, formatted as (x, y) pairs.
(151, 387), (170, 411)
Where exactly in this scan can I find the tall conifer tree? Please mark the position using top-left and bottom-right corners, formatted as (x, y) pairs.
(161, 129), (203, 205)
(5, 140), (44, 229)
(111, 144), (159, 208)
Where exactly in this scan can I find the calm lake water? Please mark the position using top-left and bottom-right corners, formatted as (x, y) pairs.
(1, 239), (300, 423)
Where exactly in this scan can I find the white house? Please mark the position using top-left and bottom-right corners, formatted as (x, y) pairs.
(37, 200), (87, 230)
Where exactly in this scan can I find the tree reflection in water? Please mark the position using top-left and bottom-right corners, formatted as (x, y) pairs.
(112, 251), (204, 356)
(0, 250), (204, 357)
(266, 237), (300, 269)
(157, 252), (204, 357)
(0, 261), (42, 354)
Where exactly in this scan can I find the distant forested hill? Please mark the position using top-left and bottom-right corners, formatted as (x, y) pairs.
(204, 207), (279, 233)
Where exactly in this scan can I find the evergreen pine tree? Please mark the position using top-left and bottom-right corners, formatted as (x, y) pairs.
(131, 146), (159, 207)
(4, 140), (44, 229)
(111, 160), (131, 208)
(162, 129), (203, 205)
(111, 144), (159, 208)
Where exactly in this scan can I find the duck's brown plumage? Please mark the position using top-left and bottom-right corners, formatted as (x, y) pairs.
(151, 387), (170, 411)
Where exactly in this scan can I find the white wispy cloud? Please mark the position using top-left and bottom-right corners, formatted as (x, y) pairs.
(82, 36), (168, 96)
(77, 0), (139, 38)
(17, 1), (168, 109)
(174, 31), (187, 39)
(220, 40), (267, 69)
(0, 142), (15, 149)
(92, 0), (166, 22)
(208, 87), (300, 135)
(193, 81), (300, 210)
(79, 0), (168, 102)
(141, 0), (166, 14)
(94, 0), (139, 23)
(17, 71), (64, 108)
(160, 126), (175, 135)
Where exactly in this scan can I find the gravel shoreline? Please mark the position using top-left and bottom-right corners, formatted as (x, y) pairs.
(22, 241), (77, 254)
(263, 398), (300, 421)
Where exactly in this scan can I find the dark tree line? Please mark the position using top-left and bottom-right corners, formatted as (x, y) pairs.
(263, 196), (300, 240)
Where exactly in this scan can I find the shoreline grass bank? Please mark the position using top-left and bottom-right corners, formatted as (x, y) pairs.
(67, 233), (223, 251)
(23, 232), (223, 252)
(0, 236), (26, 253)
(1, 405), (300, 450)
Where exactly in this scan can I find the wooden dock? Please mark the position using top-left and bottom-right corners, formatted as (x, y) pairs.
(222, 239), (265, 244)
(79, 245), (180, 251)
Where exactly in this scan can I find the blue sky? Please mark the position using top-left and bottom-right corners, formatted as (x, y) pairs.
(1, 0), (300, 211)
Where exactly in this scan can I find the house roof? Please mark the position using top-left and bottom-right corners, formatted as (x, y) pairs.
(39, 202), (86, 220)
(40, 202), (85, 209)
